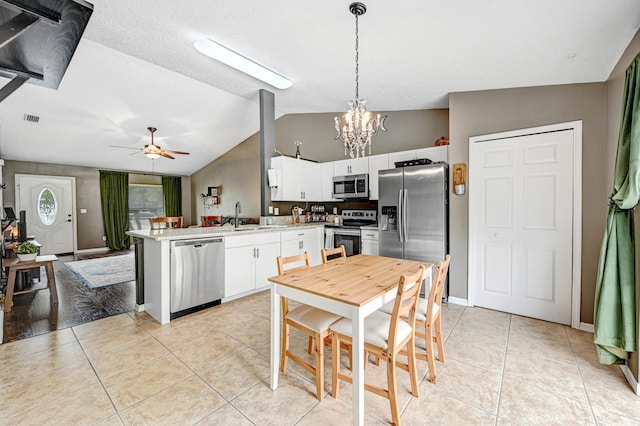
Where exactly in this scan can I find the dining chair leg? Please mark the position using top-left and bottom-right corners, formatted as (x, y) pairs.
(315, 332), (325, 401)
(435, 316), (445, 362)
(281, 322), (289, 372)
(407, 338), (420, 397)
(308, 336), (314, 354)
(387, 353), (401, 426)
(425, 322), (437, 384)
(331, 331), (340, 398)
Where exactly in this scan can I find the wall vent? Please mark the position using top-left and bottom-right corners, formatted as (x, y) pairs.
(24, 114), (40, 123)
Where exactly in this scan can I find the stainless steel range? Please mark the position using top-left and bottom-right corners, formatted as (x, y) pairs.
(325, 209), (377, 256)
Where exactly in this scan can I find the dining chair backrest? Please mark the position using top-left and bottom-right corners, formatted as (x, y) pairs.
(149, 216), (183, 229)
(321, 245), (346, 264)
(277, 251), (311, 275)
(201, 215), (223, 227)
(388, 265), (425, 351)
(426, 255), (450, 324)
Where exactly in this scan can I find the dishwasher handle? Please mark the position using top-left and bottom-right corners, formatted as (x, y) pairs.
(173, 238), (223, 248)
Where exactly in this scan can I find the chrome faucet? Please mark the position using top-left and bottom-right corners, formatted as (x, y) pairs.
(235, 201), (242, 229)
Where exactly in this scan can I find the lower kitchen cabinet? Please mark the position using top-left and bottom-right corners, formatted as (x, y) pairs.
(224, 232), (281, 299)
(280, 227), (323, 266)
(360, 228), (379, 256)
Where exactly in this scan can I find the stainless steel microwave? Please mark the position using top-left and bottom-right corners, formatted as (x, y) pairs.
(332, 174), (369, 199)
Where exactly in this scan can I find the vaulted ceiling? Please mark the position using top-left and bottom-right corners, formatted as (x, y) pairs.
(0, 0), (638, 175)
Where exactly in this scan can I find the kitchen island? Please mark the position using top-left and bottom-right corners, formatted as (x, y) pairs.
(127, 223), (324, 324)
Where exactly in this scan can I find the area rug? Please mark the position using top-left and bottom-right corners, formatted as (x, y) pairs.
(64, 253), (135, 288)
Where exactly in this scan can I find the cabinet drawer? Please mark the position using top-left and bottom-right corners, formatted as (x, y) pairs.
(225, 231), (280, 248)
(360, 230), (379, 241)
(280, 227), (320, 242)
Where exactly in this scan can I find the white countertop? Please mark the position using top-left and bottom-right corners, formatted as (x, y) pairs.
(360, 225), (379, 230)
(127, 223), (325, 241)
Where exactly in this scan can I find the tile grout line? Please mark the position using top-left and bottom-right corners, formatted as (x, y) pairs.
(493, 312), (512, 425)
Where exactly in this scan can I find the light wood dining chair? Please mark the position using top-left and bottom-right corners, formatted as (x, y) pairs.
(379, 254), (451, 384)
(321, 245), (346, 264)
(149, 216), (183, 229)
(277, 252), (343, 401)
(330, 265), (425, 426)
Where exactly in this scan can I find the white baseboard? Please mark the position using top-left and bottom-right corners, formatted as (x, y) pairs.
(620, 364), (640, 395)
(75, 247), (111, 254)
(447, 296), (468, 306)
(579, 322), (594, 333)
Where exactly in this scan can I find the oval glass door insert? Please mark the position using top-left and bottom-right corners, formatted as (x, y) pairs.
(38, 187), (57, 225)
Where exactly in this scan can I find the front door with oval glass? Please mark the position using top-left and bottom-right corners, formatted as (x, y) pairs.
(15, 174), (75, 255)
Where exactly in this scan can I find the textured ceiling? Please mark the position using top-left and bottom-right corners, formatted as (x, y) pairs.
(0, 0), (638, 175)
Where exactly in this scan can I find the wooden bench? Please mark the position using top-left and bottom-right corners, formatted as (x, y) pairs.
(3, 255), (58, 313)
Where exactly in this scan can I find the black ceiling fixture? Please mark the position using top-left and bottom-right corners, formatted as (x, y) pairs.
(0, 0), (93, 102)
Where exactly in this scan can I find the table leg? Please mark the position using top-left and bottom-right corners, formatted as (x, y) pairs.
(270, 285), (281, 390)
(352, 307), (365, 426)
(45, 262), (58, 304)
(4, 267), (16, 312)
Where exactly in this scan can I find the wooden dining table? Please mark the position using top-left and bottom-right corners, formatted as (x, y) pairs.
(268, 254), (432, 426)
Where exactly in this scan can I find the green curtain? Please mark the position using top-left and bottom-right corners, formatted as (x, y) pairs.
(99, 170), (130, 250)
(594, 53), (640, 364)
(162, 175), (182, 218)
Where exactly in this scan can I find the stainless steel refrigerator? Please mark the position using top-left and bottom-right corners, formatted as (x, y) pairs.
(378, 163), (448, 293)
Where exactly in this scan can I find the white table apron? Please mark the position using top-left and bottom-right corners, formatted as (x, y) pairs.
(269, 266), (432, 426)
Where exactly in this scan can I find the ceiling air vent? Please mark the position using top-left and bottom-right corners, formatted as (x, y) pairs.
(23, 114), (39, 123)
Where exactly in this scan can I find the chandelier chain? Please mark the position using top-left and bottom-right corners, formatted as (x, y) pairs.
(355, 13), (359, 100)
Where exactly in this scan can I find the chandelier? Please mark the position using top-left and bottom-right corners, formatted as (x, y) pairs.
(334, 2), (387, 159)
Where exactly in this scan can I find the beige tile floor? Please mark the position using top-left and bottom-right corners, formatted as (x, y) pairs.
(1, 290), (639, 425)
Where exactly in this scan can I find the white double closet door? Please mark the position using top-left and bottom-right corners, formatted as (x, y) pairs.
(469, 122), (581, 325)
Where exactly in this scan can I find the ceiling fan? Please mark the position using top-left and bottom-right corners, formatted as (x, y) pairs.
(112, 127), (190, 159)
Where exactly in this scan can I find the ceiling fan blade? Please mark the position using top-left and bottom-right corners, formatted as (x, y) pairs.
(164, 149), (190, 155)
(159, 151), (175, 159)
(111, 145), (142, 151)
(129, 151), (143, 156)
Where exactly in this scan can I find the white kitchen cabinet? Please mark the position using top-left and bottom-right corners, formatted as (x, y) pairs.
(367, 154), (389, 200)
(388, 150), (416, 166)
(416, 145), (448, 163)
(280, 227), (323, 266)
(224, 232), (281, 299)
(333, 157), (368, 176)
(320, 162), (341, 202)
(360, 228), (379, 256)
(270, 156), (320, 201)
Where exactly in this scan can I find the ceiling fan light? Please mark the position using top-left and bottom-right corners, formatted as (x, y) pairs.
(194, 37), (292, 90)
(145, 152), (161, 160)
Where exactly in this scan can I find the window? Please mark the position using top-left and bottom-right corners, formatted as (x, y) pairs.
(38, 187), (57, 225)
(129, 184), (164, 230)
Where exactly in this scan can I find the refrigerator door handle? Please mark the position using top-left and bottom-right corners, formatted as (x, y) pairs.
(403, 189), (408, 241)
(398, 189), (404, 243)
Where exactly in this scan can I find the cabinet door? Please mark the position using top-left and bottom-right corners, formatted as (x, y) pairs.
(361, 240), (379, 256)
(301, 228), (323, 266)
(281, 238), (303, 258)
(416, 146), (448, 163)
(320, 162), (338, 201)
(224, 245), (256, 297)
(388, 150), (416, 166)
(368, 154), (390, 200)
(300, 161), (320, 201)
(333, 158), (368, 176)
(254, 241), (281, 290)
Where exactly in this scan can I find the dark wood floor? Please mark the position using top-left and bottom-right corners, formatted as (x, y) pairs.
(2, 250), (135, 343)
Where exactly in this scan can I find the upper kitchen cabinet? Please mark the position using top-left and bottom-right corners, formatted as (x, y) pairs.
(333, 157), (368, 176)
(416, 145), (448, 163)
(270, 156), (320, 202)
(388, 146), (449, 166)
(368, 154), (389, 200)
(320, 162), (342, 202)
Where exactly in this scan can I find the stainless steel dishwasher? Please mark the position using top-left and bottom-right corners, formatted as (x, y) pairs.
(170, 237), (224, 319)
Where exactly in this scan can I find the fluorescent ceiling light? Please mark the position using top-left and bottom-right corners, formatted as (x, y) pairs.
(194, 37), (292, 90)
